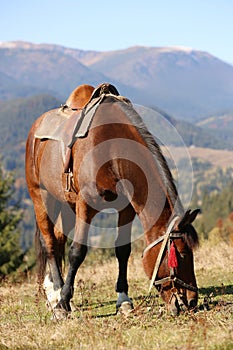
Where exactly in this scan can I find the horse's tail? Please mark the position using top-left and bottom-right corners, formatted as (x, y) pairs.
(35, 223), (47, 289)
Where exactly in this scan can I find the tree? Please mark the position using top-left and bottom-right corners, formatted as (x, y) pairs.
(0, 163), (23, 277)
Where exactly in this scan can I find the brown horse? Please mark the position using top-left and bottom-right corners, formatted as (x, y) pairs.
(25, 83), (199, 318)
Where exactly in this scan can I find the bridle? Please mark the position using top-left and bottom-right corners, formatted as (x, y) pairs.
(142, 216), (198, 300)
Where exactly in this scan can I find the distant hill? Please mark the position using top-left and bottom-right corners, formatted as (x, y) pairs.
(0, 43), (108, 99)
(196, 111), (233, 148)
(0, 70), (50, 100)
(197, 111), (233, 127)
(0, 94), (62, 172)
(86, 46), (233, 120)
(165, 146), (233, 169)
(0, 41), (233, 121)
(134, 105), (232, 150)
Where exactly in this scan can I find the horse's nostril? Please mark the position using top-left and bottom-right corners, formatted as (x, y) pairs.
(169, 303), (180, 316)
(188, 298), (197, 310)
(168, 295), (180, 316)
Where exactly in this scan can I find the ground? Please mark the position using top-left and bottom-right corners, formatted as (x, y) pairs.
(0, 241), (232, 350)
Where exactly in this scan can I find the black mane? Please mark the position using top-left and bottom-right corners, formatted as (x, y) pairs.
(119, 100), (199, 248)
(118, 101), (184, 217)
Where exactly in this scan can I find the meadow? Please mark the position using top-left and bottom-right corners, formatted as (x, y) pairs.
(0, 241), (232, 350)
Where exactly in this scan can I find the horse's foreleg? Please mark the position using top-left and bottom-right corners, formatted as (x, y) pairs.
(115, 205), (135, 313)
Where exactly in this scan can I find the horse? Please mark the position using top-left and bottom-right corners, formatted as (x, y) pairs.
(25, 83), (199, 318)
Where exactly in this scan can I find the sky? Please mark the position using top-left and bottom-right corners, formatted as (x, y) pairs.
(1, 0), (232, 64)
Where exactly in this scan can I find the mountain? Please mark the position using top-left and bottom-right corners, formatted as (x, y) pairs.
(0, 42), (109, 100)
(196, 111), (233, 148)
(0, 41), (142, 105)
(0, 41), (233, 121)
(196, 111), (233, 129)
(0, 70), (51, 100)
(85, 46), (233, 120)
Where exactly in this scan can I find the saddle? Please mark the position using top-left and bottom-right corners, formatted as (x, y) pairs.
(35, 83), (121, 143)
(35, 83), (130, 199)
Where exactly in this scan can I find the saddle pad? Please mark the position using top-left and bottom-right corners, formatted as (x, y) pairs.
(35, 96), (103, 147)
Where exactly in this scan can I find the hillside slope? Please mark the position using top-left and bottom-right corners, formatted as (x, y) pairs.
(87, 46), (233, 119)
(0, 94), (62, 171)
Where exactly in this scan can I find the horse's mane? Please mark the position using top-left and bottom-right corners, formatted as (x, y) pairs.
(118, 100), (184, 217)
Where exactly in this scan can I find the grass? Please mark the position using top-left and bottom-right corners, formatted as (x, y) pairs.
(0, 242), (232, 350)
(163, 146), (233, 169)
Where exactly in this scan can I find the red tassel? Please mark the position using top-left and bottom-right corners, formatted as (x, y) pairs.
(168, 242), (178, 268)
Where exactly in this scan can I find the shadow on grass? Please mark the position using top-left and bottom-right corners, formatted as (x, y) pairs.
(74, 294), (160, 318)
(199, 284), (233, 296)
(74, 287), (233, 318)
(76, 294), (159, 309)
(198, 284), (233, 311)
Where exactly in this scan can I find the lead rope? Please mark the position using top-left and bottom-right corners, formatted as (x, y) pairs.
(148, 216), (179, 293)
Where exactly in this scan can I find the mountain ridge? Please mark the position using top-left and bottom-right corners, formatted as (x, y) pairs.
(0, 41), (233, 121)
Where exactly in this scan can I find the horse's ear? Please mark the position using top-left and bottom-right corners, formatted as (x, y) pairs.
(178, 209), (200, 230)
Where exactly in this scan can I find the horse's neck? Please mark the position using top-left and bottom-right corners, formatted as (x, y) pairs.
(130, 162), (180, 239)
(138, 199), (174, 245)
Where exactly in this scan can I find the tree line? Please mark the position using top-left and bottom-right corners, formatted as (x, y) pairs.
(0, 163), (25, 278)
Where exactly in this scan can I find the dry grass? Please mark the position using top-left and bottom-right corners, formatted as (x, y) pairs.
(0, 242), (232, 350)
(162, 146), (233, 169)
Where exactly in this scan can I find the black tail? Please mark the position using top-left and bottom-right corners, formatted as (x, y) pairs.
(35, 223), (47, 288)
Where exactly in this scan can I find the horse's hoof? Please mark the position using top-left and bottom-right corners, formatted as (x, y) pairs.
(51, 308), (70, 321)
(70, 300), (77, 312)
(117, 301), (134, 316)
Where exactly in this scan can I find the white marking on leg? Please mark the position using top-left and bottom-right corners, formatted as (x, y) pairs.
(116, 292), (133, 308)
(43, 274), (62, 310)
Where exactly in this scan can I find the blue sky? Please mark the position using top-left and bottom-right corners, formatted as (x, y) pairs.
(1, 0), (232, 63)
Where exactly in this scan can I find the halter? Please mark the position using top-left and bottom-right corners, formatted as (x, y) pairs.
(142, 216), (198, 295)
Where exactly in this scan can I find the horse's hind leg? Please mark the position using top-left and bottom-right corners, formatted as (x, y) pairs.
(34, 193), (65, 308)
(43, 202), (75, 318)
(56, 198), (96, 313)
(115, 204), (135, 313)
(54, 202), (75, 270)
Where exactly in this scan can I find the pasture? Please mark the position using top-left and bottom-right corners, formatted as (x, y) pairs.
(0, 241), (232, 350)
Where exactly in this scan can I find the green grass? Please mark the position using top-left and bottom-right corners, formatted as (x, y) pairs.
(0, 242), (232, 350)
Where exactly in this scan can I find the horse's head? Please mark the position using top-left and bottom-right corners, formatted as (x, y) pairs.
(65, 84), (94, 110)
(142, 209), (200, 315)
